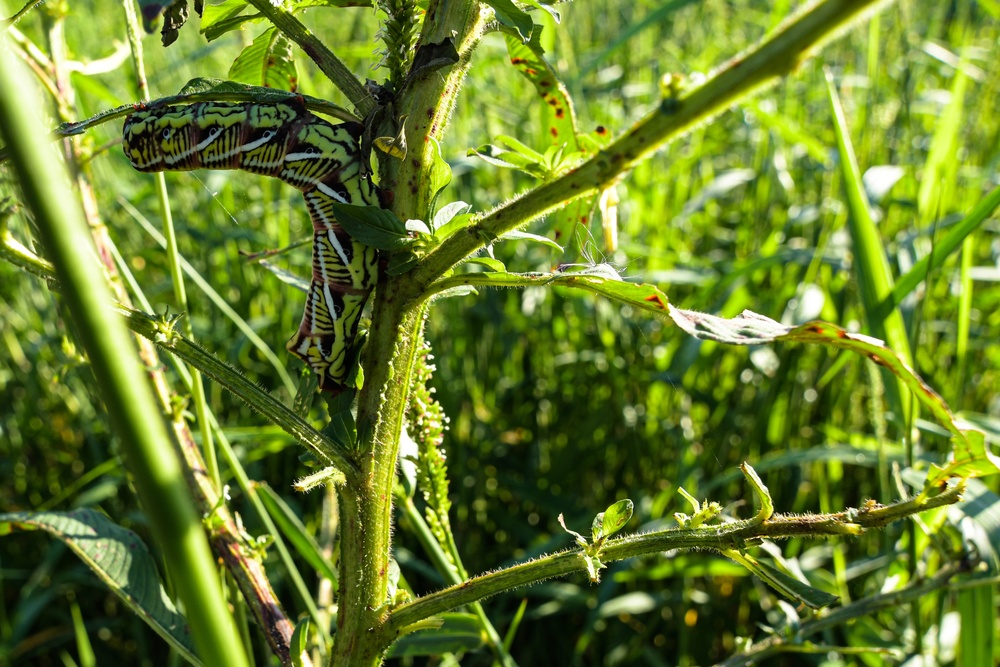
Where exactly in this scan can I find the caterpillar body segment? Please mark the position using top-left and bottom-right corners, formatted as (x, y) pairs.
(122, 102), (380, 393)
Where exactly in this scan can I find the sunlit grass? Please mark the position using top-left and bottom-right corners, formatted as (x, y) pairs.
(1, 0), (998, 664)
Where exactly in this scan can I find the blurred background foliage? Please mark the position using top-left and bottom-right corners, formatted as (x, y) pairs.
(1, 0), (999, 664)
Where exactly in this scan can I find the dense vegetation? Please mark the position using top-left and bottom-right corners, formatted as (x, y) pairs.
(1, 0), (998, 665)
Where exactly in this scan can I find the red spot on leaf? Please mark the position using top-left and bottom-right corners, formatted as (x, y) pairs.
(578, 216), (588, 224)
(550, 127), (559, 137)
(644, 294), (666, 309)
(596, 126), (607, 135)
(511, 57), (527, 64)
(555, 108), (565, 119)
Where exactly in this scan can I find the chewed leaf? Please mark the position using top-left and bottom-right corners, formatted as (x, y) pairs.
(669, 307), (997, 483)
(0, 510), (199, 664)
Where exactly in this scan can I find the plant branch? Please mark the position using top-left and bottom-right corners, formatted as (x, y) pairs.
(407, 0), (890, 296)
(715, 559), (979, 667)
(243, 0), (373, 116)
(384, 479), (965, 634)
(119, 306), (360, 483)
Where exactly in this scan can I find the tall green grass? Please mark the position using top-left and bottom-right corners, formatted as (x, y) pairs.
(1, 0), (998, 664)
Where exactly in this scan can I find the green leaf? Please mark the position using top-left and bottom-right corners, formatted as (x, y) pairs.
(427, 137), (453, 220)
(521, 0), (559, 22)
(386, 252), (420, 276)
(0, 511), (200, 665)
(494, 134), (547, 163)
(467, 144), (549, 178)
(200, 0), (257, 41)
(725, 549), (839, 609)
(460, 256), (507, 273)
(600, 499), (633, 539)
(329, 203), (411, 251)
(431, 201), (470, 232)
(388, 613), (485, 657)
(590, 513), (604, 542)
(482, 0), (533, 41)
(434, 213), (474, 241)
(229, 26), (298, 91)
(323, 391), (357, 449)
(289, 615), (314, 667)
(501, 229), (562, 252)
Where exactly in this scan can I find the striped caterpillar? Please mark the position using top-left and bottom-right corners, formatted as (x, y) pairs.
(123, 101), (379, 393)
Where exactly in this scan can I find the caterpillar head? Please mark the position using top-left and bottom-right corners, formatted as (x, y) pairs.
(122, 107), (201, 172)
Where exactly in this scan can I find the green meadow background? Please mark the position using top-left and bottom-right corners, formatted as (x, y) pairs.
(2, 0), (999, 664)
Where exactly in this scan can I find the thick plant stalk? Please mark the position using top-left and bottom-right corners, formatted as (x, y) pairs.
(0, 37), (250, 667)
(407, 0), (892, 295)
(319, 1), (902, 665)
